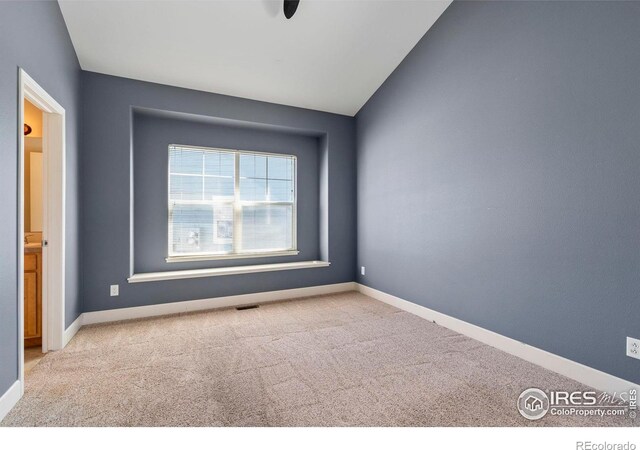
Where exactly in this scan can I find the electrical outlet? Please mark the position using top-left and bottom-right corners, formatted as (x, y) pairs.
(627, 337), (640, 360)
(361, 266), (365, 276)
(110, 284), (119, 297)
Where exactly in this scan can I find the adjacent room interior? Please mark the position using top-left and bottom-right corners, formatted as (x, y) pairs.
(23, 99), (44, 371)
(1, 0), (639, 428)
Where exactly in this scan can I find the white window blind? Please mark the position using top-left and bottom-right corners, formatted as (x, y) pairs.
(168, 145), (296, 260)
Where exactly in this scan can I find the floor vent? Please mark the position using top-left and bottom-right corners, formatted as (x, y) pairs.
(236, 305), (259, 311)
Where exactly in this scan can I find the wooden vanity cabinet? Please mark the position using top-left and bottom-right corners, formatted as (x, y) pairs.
(24, 251), (42, 347)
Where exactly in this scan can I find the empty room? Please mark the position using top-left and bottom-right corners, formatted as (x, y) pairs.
(1, 0), (639, 444)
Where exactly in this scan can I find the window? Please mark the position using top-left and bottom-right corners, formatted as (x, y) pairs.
(168, 145), (297, 261)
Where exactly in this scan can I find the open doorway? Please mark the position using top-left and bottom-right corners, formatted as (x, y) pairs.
(18, 69), (66, 393)
(23, 98), (45, 372)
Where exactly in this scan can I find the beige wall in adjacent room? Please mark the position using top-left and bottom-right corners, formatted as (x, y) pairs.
(24, 99), (42, 138)
(24, 100), (44, 232)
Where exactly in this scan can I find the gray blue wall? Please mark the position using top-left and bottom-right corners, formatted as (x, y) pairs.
(356, 0), (640, 384)
(81, 72), (356, 313)
(0, 1), (83, 395)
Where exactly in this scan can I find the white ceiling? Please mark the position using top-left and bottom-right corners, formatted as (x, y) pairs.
(58, 0), (451, 116)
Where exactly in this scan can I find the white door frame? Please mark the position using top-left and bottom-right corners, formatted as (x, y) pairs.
(18, 69), (66, 394)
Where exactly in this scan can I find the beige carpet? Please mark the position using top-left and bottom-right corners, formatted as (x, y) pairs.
(1, 292), (634, 427)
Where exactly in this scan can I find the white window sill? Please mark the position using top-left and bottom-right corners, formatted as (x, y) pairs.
(127, 260), (330, 283)
(165, 250), (300, 263)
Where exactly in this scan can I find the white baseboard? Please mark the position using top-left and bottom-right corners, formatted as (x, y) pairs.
(0, 381), (21, 423)
(82, 282), (357, 326)
(357, 283), (639, 396)
(63, 314), (83, 347)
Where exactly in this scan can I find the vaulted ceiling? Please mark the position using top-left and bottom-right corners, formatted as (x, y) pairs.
(59, 0), (451, 116)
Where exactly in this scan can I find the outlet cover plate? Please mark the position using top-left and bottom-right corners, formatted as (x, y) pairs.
(110, 284), (119, 297)
(627, 337), (640, 360)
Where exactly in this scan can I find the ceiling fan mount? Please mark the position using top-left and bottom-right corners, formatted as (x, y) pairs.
(283, 0), (300, 19)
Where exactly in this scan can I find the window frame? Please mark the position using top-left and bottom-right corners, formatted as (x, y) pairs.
(166, 144), (298, 263)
